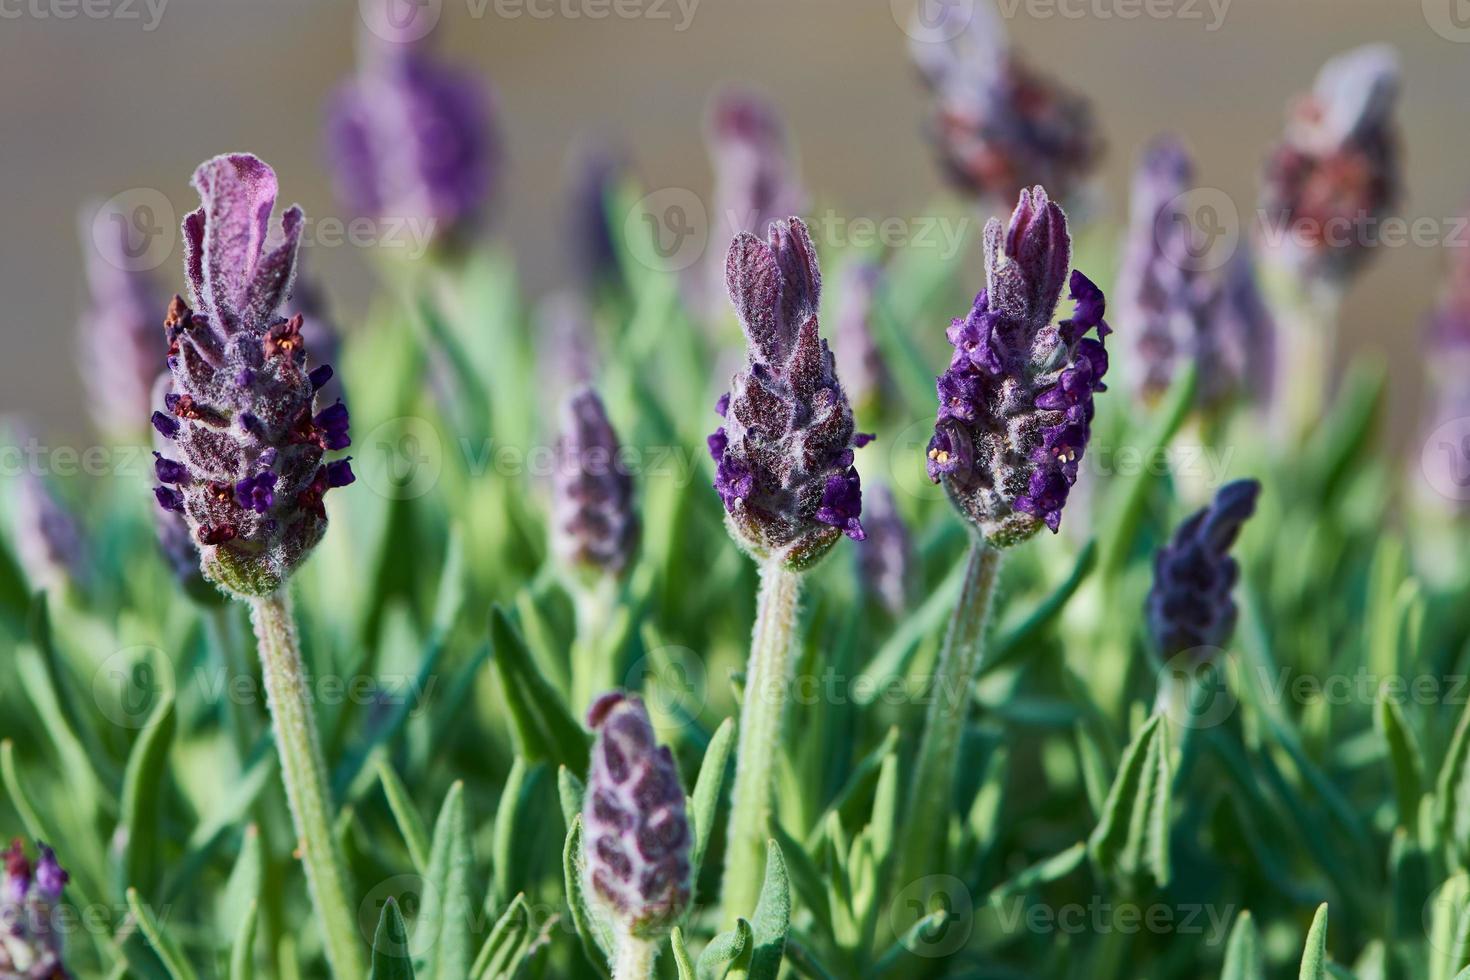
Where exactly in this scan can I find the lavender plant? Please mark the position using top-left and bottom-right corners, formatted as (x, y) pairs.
(0, 840), (69, 978)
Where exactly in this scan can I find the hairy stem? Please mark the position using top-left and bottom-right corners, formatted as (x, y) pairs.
(612, 935), (658, 980)
(249, 591), (365, 979)
(721, 562), (802, 923)
(895, 538), (1002, 892)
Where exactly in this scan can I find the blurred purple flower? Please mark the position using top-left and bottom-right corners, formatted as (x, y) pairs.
(928, 186), (1110, 546)
(11, 469), (86, 593)
(833, 260), (890, 417)
(567, 140), (626, 291)
(151, 154), (353, 598)
(1, 839), (69, 978)
(709, 218), (872, 569)
(552, 388), (638, 578)
(325, 25), (499, 251)
(1260, 44), (1401, 285)
(857, 483), (916, 616)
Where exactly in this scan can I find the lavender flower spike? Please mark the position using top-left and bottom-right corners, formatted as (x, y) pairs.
(150, 154), (354, 598)
(709, 217), (871, 570)
(927, 186), (1110, 546)
(552, 388), (638, 579)
(326, 22), (499, 251)
(1415, 221), (1470, 516)
(1260, 44), (1401, 285)
(78, 204), (163, 435)
(857, 483), (917, 617)
(1119, 137), (1273, 409)
(1, 839), (70, 978)
(833, 260), (889, 419)
(12, 470), (86, 594)
(1146, 479), (1260, 662)
(909, 1), (1102, 206)
(582, 692), (692, 941)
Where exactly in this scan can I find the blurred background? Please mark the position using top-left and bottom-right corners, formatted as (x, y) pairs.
(1, 0), (1464, 449)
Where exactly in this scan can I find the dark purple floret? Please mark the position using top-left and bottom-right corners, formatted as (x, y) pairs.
(308, 365), (334, 391)
(325, 26), (499, 250)
(927, 187), (1109, 546)
(1146, 479), (1260, 661)
(324, 458), (356, 488)
(708, 217), (870, 569)
(551, 388), (639, 578)
(581, 692), (691, 939)
(1260, 44), (1400, 285)
(1, 839), (69, 976)
(149, 154), (352, 598)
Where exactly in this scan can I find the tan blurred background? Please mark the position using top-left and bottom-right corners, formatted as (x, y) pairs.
(1, 0), (1465, 448)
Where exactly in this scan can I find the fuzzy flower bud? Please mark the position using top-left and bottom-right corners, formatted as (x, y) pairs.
(1260, 44), (1401, 285)
(709, 218), (871, 569)
(77, 205), (163, 436)
(552, 388), (638, 578)
(909, 2), (1101, 206)
(325, 24), (499, 250)
(927, 186), (1110, 546)
(857, 483), (917, 616)
(1, 839), (70, 978)
(581, 692), (692, 939)
(1119, 137), (1274, 408)
(1146, 479), (1260, 662)
(150, 154), (354, 599)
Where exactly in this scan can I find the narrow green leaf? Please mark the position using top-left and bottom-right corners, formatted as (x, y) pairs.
(696, 919), (753, 980)
(491, 606), (591, 772)
(690, 717), (735, 879)
(1087, 713), (1171, 890)
(747, 842), (791, 980)
(378, 757), (432, 873)
(369, 898), (417, 980)
(415, 781), (472, 980)
(127, 887), (199, 980)
(229, 900), (258, 980)
(985, 842), (1088, 904)
(1378, 695), (1425, 830)
(116, 684), (177, 896)
(559, 765), (586, 830)
(470, 893), (534, 980)
(1299, 904), (1329, 980)
(1437, 697), (1470, 866)
(563, 816), (613, 977)
(671, 928), (697, 980)
(493, 758), (547, 905)
(1221, 911), (1264, 980)
(987, 539), (1097, 670)
(217, 825), (263, 947)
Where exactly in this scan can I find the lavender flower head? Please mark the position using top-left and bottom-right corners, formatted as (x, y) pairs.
(551, 388), (638, 579)
(927, 186), (1110, 547)
(909, 2), (1102, 206)
(78, 205), (163, 436)
(857, 483), (917, 617)
(1260, 44), (1401, 285)
(567, 141), (626, 291)
(833, 260), (889, 418)
(11, 470), (85, 593)
(1, 840), (69, 978)
(581, 692), (692, 939)
(1417, 224), (1470, 513)
(708, 218), (871, 570)
(326, 22), (499, 250)
(1146, 479), (1260, 661)
(1119, 137), (1274, 408)
(150, 154), (354, 599)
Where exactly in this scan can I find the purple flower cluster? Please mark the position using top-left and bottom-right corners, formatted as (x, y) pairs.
(927, 186), (1109, 546)
(325, 24), (499, 250)
(709, 218), (871, 569)
(1, 840), (69, 978)
(1260, 44), (1401, 285)
(551, 388), (639, 578)
(909, 2), (1102, 206)
(150, 155), (354, 598)
(1146, 479), (1260, 661)
(1119, 136), (1274, 408)
(77, 205), (163, 436)
(581, 692), (692, 939)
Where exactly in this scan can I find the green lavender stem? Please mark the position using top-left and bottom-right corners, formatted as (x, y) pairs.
(612, 936), (658, 980)
(570, 576), (619, 714)
(721, 562), (802, 923)
(249, 591), (365, 979)
(895, 537), (1002, 892)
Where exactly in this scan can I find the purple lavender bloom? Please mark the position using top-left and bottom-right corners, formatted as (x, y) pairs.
(149, 154), (353, 598)
(77, 205), (163, 436)
(11, 469), (86, 593)
(551, 388), (638, 578)
(325, 24), (499, 251)
(1146, 479), (1260, 661)
(567, 141), (626, 291)
(857, 483), (917, 617)
(709, 218), (871, 569)
(927, 186), (1110, 546)
(1416, 224), (1470, 513)
(284, 270), (345, 406)
(833, 260), (889, 418)
(1119, 137), (1274, 408)
(581, 692), (692, 939)
(1, 839), (70, 978)
(1260, 44), (1401, 285)
(909, 2), (1102, 207)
